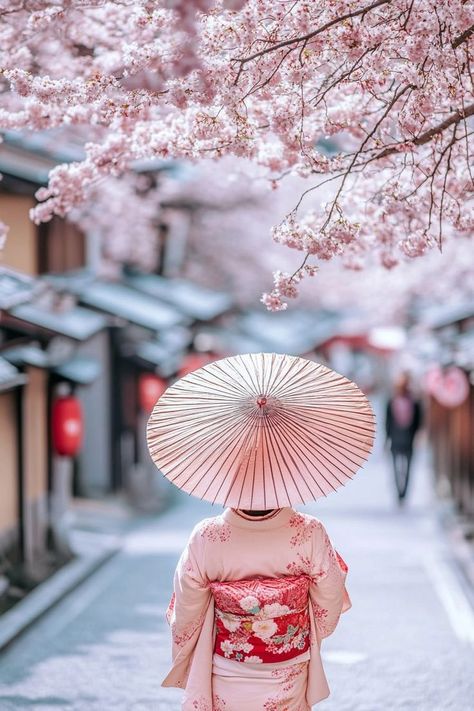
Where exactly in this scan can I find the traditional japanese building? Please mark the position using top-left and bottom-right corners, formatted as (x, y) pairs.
(422, 302), (474, 522)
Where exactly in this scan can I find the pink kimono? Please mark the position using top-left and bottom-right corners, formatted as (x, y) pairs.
(163, 507), (351, 710)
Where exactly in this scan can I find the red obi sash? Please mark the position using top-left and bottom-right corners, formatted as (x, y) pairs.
(210, 575), (310, 664)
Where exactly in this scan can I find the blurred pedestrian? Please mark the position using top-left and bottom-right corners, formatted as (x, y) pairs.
(147, 353), (376, 710)
(385, 371), (423, 502)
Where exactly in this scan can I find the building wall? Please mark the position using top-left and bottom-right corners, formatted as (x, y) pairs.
(0, 194), (37, 275)
(76, 331), (112, 497)
(22, 366), (48, 561)
(0, 194), (86, 276)
(37, 218), (86, 274)
(429, 383), (474, 517)
(0, 390), (19, 551)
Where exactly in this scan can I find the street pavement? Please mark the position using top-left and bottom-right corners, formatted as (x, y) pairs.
(0, 396), (473, 710)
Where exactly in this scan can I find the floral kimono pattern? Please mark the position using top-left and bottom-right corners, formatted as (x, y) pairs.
(162, 507), (351, 711)
(212, 575), (311, 663)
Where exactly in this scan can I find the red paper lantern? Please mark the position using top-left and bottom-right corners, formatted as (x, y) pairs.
(178, 353), (215, 378)
(51, 396), (83, 457)
(139, 373), (168, 413)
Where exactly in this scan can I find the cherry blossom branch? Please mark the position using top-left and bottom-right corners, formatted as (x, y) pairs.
(375, 102), (474, 159)
(452, 23), (474, 49)
(321, 83), (415, 228)
(317, 102), (474, 177)
(234, 0), (392, 72)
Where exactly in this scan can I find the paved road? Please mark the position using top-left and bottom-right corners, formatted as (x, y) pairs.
(0, 398), (474, 710)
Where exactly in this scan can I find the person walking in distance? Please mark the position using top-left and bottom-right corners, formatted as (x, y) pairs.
(385, 371), (423, 502)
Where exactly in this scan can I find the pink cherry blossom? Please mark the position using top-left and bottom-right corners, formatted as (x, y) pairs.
(260, 292), (288, 312)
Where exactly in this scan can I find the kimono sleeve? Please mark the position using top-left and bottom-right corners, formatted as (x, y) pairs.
(309, 522), (351, 640)
(166, 524), (211, 663)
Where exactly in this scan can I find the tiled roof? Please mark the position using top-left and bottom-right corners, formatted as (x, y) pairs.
(0, 267), (39, 309)
(9, 302), (107, 340)
(126, 273), (232, 321)
(44, 270), (189, 331)
(53, 356), (102, 385)
(0, 356), (27, 391)
(78, 281), (188, 331)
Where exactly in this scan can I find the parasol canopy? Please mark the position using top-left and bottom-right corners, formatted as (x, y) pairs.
(146, 352), (376, 510)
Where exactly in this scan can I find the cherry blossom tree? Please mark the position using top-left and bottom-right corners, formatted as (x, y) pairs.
(160, 158), (474, 327)
(68, 172), (163, 271)
(156, 156), (329, 302)
(0, 0), (472, 308)
(304, 235), (474, 326)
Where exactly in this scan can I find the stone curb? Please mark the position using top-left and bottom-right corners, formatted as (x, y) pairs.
(437, 502), (474, 607)
(0, 542), (120, 652)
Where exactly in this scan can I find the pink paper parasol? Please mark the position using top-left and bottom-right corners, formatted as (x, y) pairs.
(146, 352), (376, 510)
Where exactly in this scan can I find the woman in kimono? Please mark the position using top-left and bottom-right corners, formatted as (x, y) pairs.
(147, 352), (375, 710)
(163, 506), (350, 710)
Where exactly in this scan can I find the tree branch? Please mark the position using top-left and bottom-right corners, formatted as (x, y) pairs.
(233, 0), (392, 69)
(374, 102), (474, 160)
(452, 24), (474, 49)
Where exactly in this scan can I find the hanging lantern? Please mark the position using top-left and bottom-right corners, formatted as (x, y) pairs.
(139, 372), (168, 413)
(423, 365), (470, 408)
(178, 352), (215, 379)
(423, 365), (444, 395)
(51, 396), (83, 457)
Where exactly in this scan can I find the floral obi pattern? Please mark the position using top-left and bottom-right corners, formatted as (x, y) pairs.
(210, 575), (310, 664)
